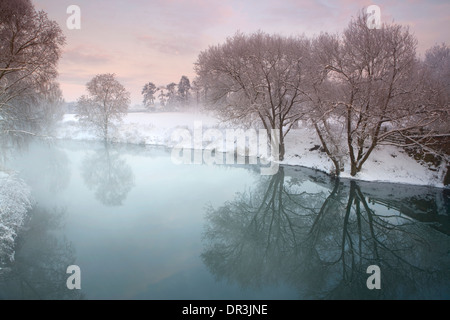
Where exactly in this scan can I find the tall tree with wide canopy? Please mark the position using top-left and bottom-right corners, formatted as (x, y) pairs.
(76, 74), (130, 142)
(303, 11), (445, 176)
(0, 0), (65, 141)
(195, 31), (310, 161)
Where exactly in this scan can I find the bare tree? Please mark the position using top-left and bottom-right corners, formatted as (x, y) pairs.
(304, 11), (444, 176)
(300, 33), (347, 175)
(423, 43), (450, 135)
(195, 31), (310, 161)
(76, 74), (130, 142)
(0, 0), (65, 141)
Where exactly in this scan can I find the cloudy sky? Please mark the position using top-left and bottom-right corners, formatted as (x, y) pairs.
(34, 0), (450, 106)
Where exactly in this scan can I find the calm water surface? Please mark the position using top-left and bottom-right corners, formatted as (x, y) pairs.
(0, 140), (449, 299)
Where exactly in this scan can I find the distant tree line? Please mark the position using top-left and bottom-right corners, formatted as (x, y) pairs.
(141, 75), (192, 112)
(73, 73), (195, 142)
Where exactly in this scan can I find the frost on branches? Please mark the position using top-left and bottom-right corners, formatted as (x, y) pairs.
(0, 172), (32, 267)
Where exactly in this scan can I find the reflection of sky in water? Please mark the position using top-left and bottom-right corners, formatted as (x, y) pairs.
(2, 140), (450, 299)
(8, 141), (276, 299)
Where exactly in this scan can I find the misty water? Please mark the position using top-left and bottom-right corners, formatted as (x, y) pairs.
(0, 140), (449, 299)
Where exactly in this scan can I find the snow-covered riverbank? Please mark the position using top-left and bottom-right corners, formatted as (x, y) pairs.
(56, 112), (446, 188)
(0, 172), (32, 267)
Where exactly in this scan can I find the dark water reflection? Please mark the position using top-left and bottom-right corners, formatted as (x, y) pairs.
(81, 146), (135, 206)
(0, 141), (449, 299)
(0, 207), (83, 299)
(202, 167), (450, 299)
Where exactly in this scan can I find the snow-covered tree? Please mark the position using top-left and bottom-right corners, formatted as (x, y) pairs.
(423, 43), (450, 134)
(303, 11), (444, 176)
(76, 73), (130, 142)
(0, 172), (32, 266)
(142, 82), (157, 110)
(0, 0), (65, 143)
(195, 31), (310, 160)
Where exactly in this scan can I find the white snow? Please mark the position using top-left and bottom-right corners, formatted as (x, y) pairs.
(282, 125), (444, 188)
(0, 172), (33, 265)
(56, 112), (446, 188)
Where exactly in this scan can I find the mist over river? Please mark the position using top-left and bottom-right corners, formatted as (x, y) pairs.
(0, 140), (449, 299)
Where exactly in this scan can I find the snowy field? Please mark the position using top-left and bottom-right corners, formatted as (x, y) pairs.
(56, 112), (446, 188)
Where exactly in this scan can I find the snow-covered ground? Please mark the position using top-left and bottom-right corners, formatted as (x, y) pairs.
(56, 112), (446, 188)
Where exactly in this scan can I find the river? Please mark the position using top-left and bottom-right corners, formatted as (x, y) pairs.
(0, 140), (449, 299)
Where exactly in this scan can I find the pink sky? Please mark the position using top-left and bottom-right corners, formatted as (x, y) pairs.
(34, 0), (450, 106)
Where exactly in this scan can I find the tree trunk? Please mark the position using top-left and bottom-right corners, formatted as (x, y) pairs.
(314, 123), (341, 176)
(104, 119), (109, 143)
(279, 142), (285, 161)
(104, 126), (108, 144)
(350, 161), (358, 176)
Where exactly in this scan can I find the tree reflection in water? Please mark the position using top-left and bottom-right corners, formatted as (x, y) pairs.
(0, 207), (83, 300)
(202, 167), (450, 299)
(81, 145), (135, 206)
